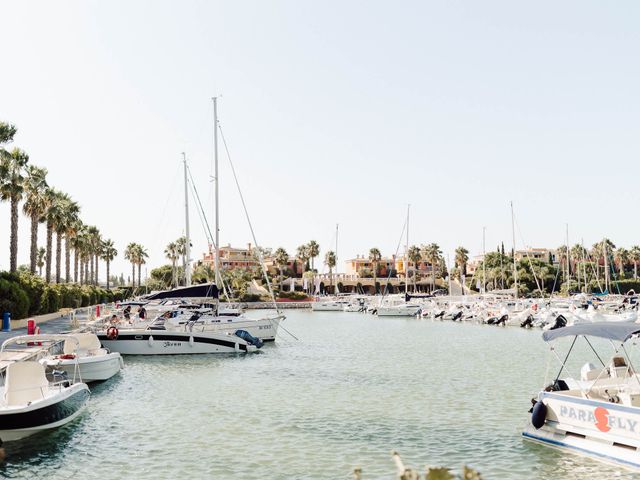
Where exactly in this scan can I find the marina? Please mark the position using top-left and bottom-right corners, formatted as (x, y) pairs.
(0, 308), (638, 479)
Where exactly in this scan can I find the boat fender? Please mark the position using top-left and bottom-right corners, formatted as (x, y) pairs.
(234, 329), (264, 348)
(531, 401), (547, 429)
(189, 336), (194, 347)
(148, 335), (154, 347)
(106, 326), (119, 340)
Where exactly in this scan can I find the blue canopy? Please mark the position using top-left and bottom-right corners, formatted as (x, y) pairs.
(542, 322), (640, 343)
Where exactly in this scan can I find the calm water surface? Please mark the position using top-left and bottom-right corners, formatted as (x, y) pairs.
(2, 310), (639, 479)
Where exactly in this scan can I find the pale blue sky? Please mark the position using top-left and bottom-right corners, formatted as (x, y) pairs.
(1, 1), (639, 279)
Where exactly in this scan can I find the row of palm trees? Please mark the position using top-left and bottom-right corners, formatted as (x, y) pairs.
(164, 237), (188, 288)
(295, 240), (320, 272)
(0, 121), (121, 288)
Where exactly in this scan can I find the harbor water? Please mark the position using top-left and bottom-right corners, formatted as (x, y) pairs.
(1, 310), (638, 479)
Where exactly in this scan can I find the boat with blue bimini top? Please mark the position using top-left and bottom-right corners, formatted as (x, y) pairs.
(523, 322), (640, 469)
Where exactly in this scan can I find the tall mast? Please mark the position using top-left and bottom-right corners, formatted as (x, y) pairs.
(212, 97), (220, 287)
(182, 152), (192, 287)
(406, 204), (410, 293)
(482, 226), (486, 294)
(511, 201), (518, 298)
(335, 223), (339, 292)
(566, 223), (570, 284)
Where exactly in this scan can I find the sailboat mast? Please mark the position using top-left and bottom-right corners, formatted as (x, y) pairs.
(511, 201), (518, 298)
(566, 223), (570, 284)
(182, 152), (192, 287)
(335, 223), (338, 292)
(482, 226), (486, 294)
(406, 204), (410, 293)
(212, 96), (220, 286)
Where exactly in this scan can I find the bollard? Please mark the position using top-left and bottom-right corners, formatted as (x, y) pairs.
(27, 319), (35, 335)
(2, 312), (10, 332)
(96, 304), (101, 317)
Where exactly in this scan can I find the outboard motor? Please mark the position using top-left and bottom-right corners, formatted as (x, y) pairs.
(434, 310), (444, 319)
(452, 311), (462, 322)
(234, 330), (264, 348)
(520, 314), (534, 328)
(486, 317), (497, 325)
(496, 314), (508, 326)
(550, 315), (567, 330)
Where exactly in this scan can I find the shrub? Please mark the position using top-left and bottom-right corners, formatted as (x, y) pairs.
(0, 278), (30, 320)
(278, 291), (308, 301)
(239, 293), (262, 302)
(40, 286), (60, 315)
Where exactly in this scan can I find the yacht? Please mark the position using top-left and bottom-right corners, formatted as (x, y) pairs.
(523, 322), (640, 469)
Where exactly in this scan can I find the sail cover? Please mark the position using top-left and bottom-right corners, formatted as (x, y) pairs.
(542, 322), (640, 343)
(145, 283), (219, 300)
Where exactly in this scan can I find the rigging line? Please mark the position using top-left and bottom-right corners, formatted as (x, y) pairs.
(186, 165), (232, 301)
(217, 123), (299, 342)
(150, 163), (182, 251)
(381, 213), (407, 298)
(513, 215), (544, 296)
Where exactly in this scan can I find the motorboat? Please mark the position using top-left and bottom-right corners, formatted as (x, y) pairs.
(311, 299), (350, 311)
(39, 333), (124, 382)
(0, 337), (89, 442)
(95, 325), (262, 355)
(376, 302), (421, 317)
(523, 322), (640, 469)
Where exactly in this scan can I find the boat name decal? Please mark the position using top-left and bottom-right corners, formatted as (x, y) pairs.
(163, 341), (182, 347)
(559, 405), (638, 433)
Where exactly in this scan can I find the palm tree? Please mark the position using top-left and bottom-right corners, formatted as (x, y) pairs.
(63, 204), (80, 283)
(134, 244), (148, 289)
(44, 188), (65, 283)
(324, 250), (337, 292)
(592, 238), (616, 291)
(53, 193), (76, 283)
(165, 242), (179, 287)
(0, 148), (29, 272)
(421, 243), (442, 292)
(630, 246), (640, 280)
(307, 240), (320, 272)
(101, 239), (117, 289)
(22, 165), (48, 274)
(0, 122), (17, 150)
(36, 247), (46, 277)
(124, 243), (137, 288)
(273, 247), (289, 290)
(175, 236), (187, 285)
(85, 225), (101, 285)
(368, 248), (382, 293)
(614, 247), (629, 278)
(454, 246), (469, 287)
(296, 244), (310, 273)
(407, 245), (422, 292)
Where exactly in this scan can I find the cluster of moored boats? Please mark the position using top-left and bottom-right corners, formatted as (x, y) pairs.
(312, 291), (639, 330)
(0, 282), (283, 446)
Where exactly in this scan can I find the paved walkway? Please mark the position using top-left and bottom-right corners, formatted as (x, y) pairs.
(0, 312), (89, 345)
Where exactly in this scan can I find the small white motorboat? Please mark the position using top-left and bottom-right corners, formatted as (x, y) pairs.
(0, 360), (89, 443)
(40, 333), (124, 383)
(523, 322), (640, 469)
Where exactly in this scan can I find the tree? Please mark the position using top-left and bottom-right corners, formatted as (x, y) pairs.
(296, 244), (310, 273)
(407, 245), (422, 292)
(592, 238), (616, 291)
(63, 205), (81, 283)
(0, 147), (29, 272)
(454, 246), (469, 287)
(165, 241), (179, 287)
(85, 225), (101, 285)
(124, 243), (137, 288)
(368, 248), (382, 293)
(101, 239), (117, 290)
(273, 247), (289, 290)
(325, 250), (337, 292)
(175, 236), (187, 285)
(134, 244), (148, 288)
(307, 240), (320, 271)
(36, 247), (46, 277)
(44, 188), (65, 283)
(630, 246), (640, 280)
(421, 243), (442, 292)
(22, 165), (48, 274)
(614, 247), (629, 278)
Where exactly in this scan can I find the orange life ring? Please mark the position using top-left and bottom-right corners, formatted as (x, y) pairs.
(106, 326), (119, 340)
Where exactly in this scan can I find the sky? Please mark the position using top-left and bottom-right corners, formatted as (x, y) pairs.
(1, 1), (639, 280)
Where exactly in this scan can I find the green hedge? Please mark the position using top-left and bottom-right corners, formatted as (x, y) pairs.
(0, 271), (128, 320)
